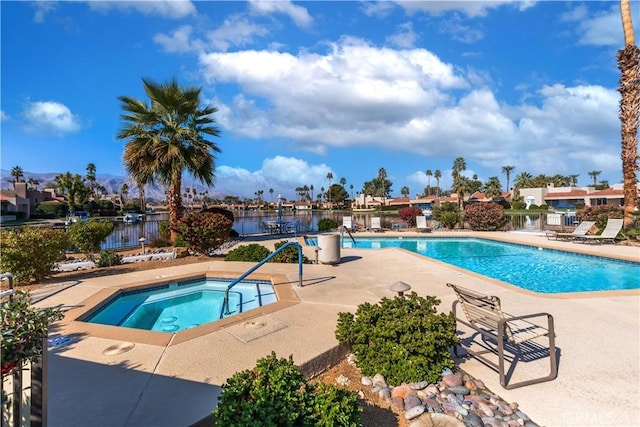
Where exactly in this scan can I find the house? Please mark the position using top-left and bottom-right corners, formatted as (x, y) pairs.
(518, 183), (636, 210)
(0, 182), (61, 219)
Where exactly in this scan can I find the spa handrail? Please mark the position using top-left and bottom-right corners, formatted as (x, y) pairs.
(223, 241), (303, 315)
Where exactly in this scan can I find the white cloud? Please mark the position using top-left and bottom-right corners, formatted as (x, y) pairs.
(394, 0), (534, 18)
(572, 7), (623, 47)
(0, 111), (9, 122)
(154, 25), (202, 53)
(22, 101), (81, 135)
(88, 0), (196, 19)
(215, 156), (332, 199)
(31, 0), (56, 23)
(386, 22), (418, 48)
(361, 1), (397, 18)
(438, 16), (485, 44)
(248, 0), (313, 28)
(206, 15), (269, 52)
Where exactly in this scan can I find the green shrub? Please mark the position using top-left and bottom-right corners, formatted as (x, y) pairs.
(158, 220), (171, 240)
(150, 236), (173, 248)
(464, 202), (508, 231)
(335, 293), (458, 385)
(270, 241), (309, 264)
(213, 352), (361, 426)
(225, 244), (271, 262)
(539, 204), (549, 210)
(511, 201), (526, 210)
(96, 250), (122, 267)
(398, 206), (422, 226)
(67, 220), (114, 261)
(174, 211), (233, 255)
(317, 218), (338, 231)
(0, 227), (69, 285)
(528, 204), (539, 210)
(433, 202), (461, 229)
(2, 291), (64, 373)
(34, 202), (68, 219)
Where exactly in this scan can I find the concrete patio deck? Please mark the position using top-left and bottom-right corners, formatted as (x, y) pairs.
(34, 231), (640, 427)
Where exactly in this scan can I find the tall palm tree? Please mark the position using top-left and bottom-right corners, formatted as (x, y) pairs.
(26, 177), (40, 191)
(434, 170), (442, 197)
(269, 188), (274, 203)
(326, 172), (333, 207)
(569, 174), (579, 187)
(117, 78), (221, 243)
(10, 166), (24, 188)
(377, 167), (387, 207)
(401, 186), (410, 198)
(425, 169), (432, 196)
(501, 165), (515, 192)
(86, 163), (97, 199)
(618, 0), (639, 228)
(452, 157), (466, 181)
(587, 170), (602, 186)
(452, 176), (472, 208)
(340, 177), (346, 187)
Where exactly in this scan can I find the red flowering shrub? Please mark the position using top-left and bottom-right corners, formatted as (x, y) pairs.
(399, 206), (423, 226)
(174, 211), (233, 255)
(576, 205), (624, 230)
(464, 202), (508, 231)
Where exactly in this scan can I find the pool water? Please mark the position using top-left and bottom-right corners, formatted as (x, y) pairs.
(86, 278), (276, 332)
(308, 237), (639, 293)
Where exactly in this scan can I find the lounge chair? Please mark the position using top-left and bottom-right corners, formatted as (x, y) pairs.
(415, 215), (432, 233)
(370, 217), (384, 232)
(447, 283), (557, 390)
(342, 216), (357, 232)
(573, 218), (624, 244)
(545, 221), (595, 241)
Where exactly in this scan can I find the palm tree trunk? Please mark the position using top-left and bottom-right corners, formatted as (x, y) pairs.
(618, 0), (639, 228)
(168, 175), (184, 244)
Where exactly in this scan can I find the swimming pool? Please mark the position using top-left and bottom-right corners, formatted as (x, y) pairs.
(308, 237), (639, 293)
(85, 278), (277, 332)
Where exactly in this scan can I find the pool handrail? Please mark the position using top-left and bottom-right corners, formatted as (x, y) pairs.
(223, 241), (303, 315)
(340, 226), (356, 248)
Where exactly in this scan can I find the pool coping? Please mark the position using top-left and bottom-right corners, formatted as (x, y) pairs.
(58, 271), (299, 347)
(316, 233), (640, 298)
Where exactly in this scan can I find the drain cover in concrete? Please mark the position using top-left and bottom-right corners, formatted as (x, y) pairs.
(224, 316), (289, 343)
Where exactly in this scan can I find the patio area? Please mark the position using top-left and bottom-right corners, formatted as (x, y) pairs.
(34, 231), (639, 426)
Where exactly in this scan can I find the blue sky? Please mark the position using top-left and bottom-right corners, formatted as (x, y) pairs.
(1, 0), (637, 200)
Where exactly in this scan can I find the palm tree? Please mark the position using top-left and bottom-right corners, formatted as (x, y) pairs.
(26, 177), (40, 191)
(434, 170), (442, 197)
(452, 176), (472, 208)
(310, 184), (314, 202)
(326, 172), (333, 207)
(340, 177), (346, 187)
(120, 183), (129, 203)
(86, 163), (97, 199)
(501, 165), (515, 192)
(401, 186), (410, 198)
(425, 169), (432, 196)
(10, 166), (24, 188)
(514, 172), (534, 190)
(377, 168), (387, 207)
(452, 157), (466, 181)
(569, 174), (579, 187)
(349, 184), (354, 200)
(483, 176), (503, 199)
(269, 188), (274, 203)
(618, 0), (639, 228)
(117, 78), (221, 243)
(587, 170), (602, 186)
(55, 172), (85, 212)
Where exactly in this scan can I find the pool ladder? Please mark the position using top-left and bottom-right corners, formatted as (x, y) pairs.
(223, 241), (304, 315)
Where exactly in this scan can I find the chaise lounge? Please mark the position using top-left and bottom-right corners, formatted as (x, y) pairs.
(416, 215), (432, 233)
(545, 221), (595, 241)
(573, 218), (624, 245)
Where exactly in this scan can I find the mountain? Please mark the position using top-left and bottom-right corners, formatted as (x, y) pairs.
(0, 169), (228, 202)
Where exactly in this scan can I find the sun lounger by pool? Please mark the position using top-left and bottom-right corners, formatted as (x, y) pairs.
(545, 221), (595, 241)
(447, 283), (557, 390)
(370, 217), (384, 232)
(342, 216), (357, 232)
(573, 218), (624, 245)
(416, 215), (432, 233)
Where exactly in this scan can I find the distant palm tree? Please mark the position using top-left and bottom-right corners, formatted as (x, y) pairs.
(340, 177), (346, 187)
(10, 166), (24, 188)
(326, 172), (333, 206)
(269, 188), (274, 202)
(86, 163), (97, 199)
(26, 177), (40, 191)
(569, 174), (579, 187)
(452, 157), (466, 181)
(514, 172), (534, 190)
(452, 176), (472, 208)
(349, 184), (354, 200)
(434, 170), (442, 197)
(377, 167), (387, 207)
(501, 165), (515, 192)
(117, 78), (221, 243)
(618, 0), (639, 228)
(401, 186), (410, 198)
(587, 170), (602, 186)
(55, 172), (85, 211)
(425, 169), (432, 196)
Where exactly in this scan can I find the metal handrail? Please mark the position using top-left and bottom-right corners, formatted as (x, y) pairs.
(0, 272), (14, 300)
(223, 241), (303, 315)
(340, 226), (356, 248)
